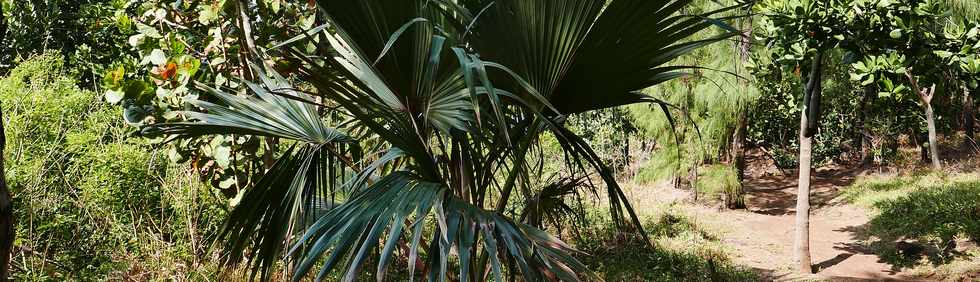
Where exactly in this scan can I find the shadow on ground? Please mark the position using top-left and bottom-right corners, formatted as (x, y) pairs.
(837, 176), (980, 272)
(744, 166), (861, 215)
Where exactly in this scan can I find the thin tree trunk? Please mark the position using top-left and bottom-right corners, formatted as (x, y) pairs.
(725, 14), (752, 209)
(0, 106), (12, 281)
(925, 103), (941, 170)
(729, 113), (747, 209)
(795, 52), (824, 274)
(0, 3), (14, 279)
(963, 85), (974, 146)
(795, 113), (813, 274)
(906, 73), (940, 170)
(856, 86), (873, 165)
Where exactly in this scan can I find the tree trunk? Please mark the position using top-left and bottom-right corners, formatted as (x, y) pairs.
(725, 14), (752, 210)
(925, 102), (941, 170)
(0, 106), (12, 281)
(0, 3), (14, 279)
(856, 86), (873, 165)
(795, 52), (824, 275)
(905, 73), (940, 170)
(963, 85), (974, 147)
(795, 114), (814, 274)
(729, 113), (747, 209)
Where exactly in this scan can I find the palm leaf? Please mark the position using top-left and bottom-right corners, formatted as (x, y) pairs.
(159, 70), (352, 145)
(290, 172), (589, 282)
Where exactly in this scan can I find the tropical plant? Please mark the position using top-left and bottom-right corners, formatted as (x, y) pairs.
(156, 0), (739, 280)
(756, 0), (851, 273)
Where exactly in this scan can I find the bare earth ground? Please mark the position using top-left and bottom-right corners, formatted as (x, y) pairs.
(640, 154), (930, 281)
(721, 163), (922, 282)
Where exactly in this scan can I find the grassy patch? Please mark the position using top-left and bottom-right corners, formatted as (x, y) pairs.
(634, 149), (686, 185)
(634, 152), (744, 207)
(841, 172), (980, 279)
(573, 204), (756, 281)
(694, 165), (744, 208)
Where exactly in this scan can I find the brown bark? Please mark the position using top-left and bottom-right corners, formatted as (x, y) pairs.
(796, 53), (824, 274)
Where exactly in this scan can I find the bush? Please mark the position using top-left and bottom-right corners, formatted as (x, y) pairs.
(694, 165), (744, 208)
(3, 52), (226, 280)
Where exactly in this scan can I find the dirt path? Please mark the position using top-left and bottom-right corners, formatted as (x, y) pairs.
(713, 164), (924, 281)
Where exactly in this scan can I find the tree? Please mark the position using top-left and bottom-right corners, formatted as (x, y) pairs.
(847, 0), (950, 170)
(937, 21), (980, 147)
(756, 0), (849, 273)
(157, 0), (738, 280)
(101, 0), (320, 197)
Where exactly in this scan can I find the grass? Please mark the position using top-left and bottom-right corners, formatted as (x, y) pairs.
(841, 171), (980, 280)
(634, 151), (743, 207)
(572, 201), (756, 281)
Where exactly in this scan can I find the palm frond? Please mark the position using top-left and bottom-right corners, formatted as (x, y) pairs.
(218, 144), (357, 281)
(159, 71), (351, 145)
(290, 172), (588, 282)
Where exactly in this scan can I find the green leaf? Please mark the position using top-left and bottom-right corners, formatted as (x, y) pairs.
(890, 29), (903, 39)
(105, 89), (125, 104)
(215, 145), (232, 167)
(147, 49), (167, 66)
(136, 23), (162, 38)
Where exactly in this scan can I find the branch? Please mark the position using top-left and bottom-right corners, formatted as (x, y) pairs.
(904, 70), (933, 104)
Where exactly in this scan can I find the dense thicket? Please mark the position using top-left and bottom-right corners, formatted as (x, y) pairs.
(1, 53), (226, 279)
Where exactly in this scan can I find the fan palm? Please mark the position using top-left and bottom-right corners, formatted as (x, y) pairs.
(160, 0), (738, 280)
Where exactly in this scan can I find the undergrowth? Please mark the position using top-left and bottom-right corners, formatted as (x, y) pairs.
(574, 204), (756, 281)
(842, 171), (980, 280)
(4, 53), (227, 280)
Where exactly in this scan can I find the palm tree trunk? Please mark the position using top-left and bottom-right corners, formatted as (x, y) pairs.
(795, 52), (824, 274)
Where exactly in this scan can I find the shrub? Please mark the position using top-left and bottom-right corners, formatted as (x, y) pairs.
(3, 52), (226, 280)
(694, 165), (743, 208)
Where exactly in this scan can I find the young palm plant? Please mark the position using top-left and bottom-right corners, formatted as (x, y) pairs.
(159, 0), (738, 280)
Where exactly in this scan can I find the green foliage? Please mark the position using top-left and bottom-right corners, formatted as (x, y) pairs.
(158, 0), (742, 280)
(98, 0), (320, 195)
(575, 208), (757, 281)
(843, 172), (980, 268)
(0, 0), (134, 85)
(626, 1), (758, 204)
(694, 165), (744, 207)
(567, 107), (637, 171)
(634, 148), (689, 185)
(2, 53), (226, 280)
